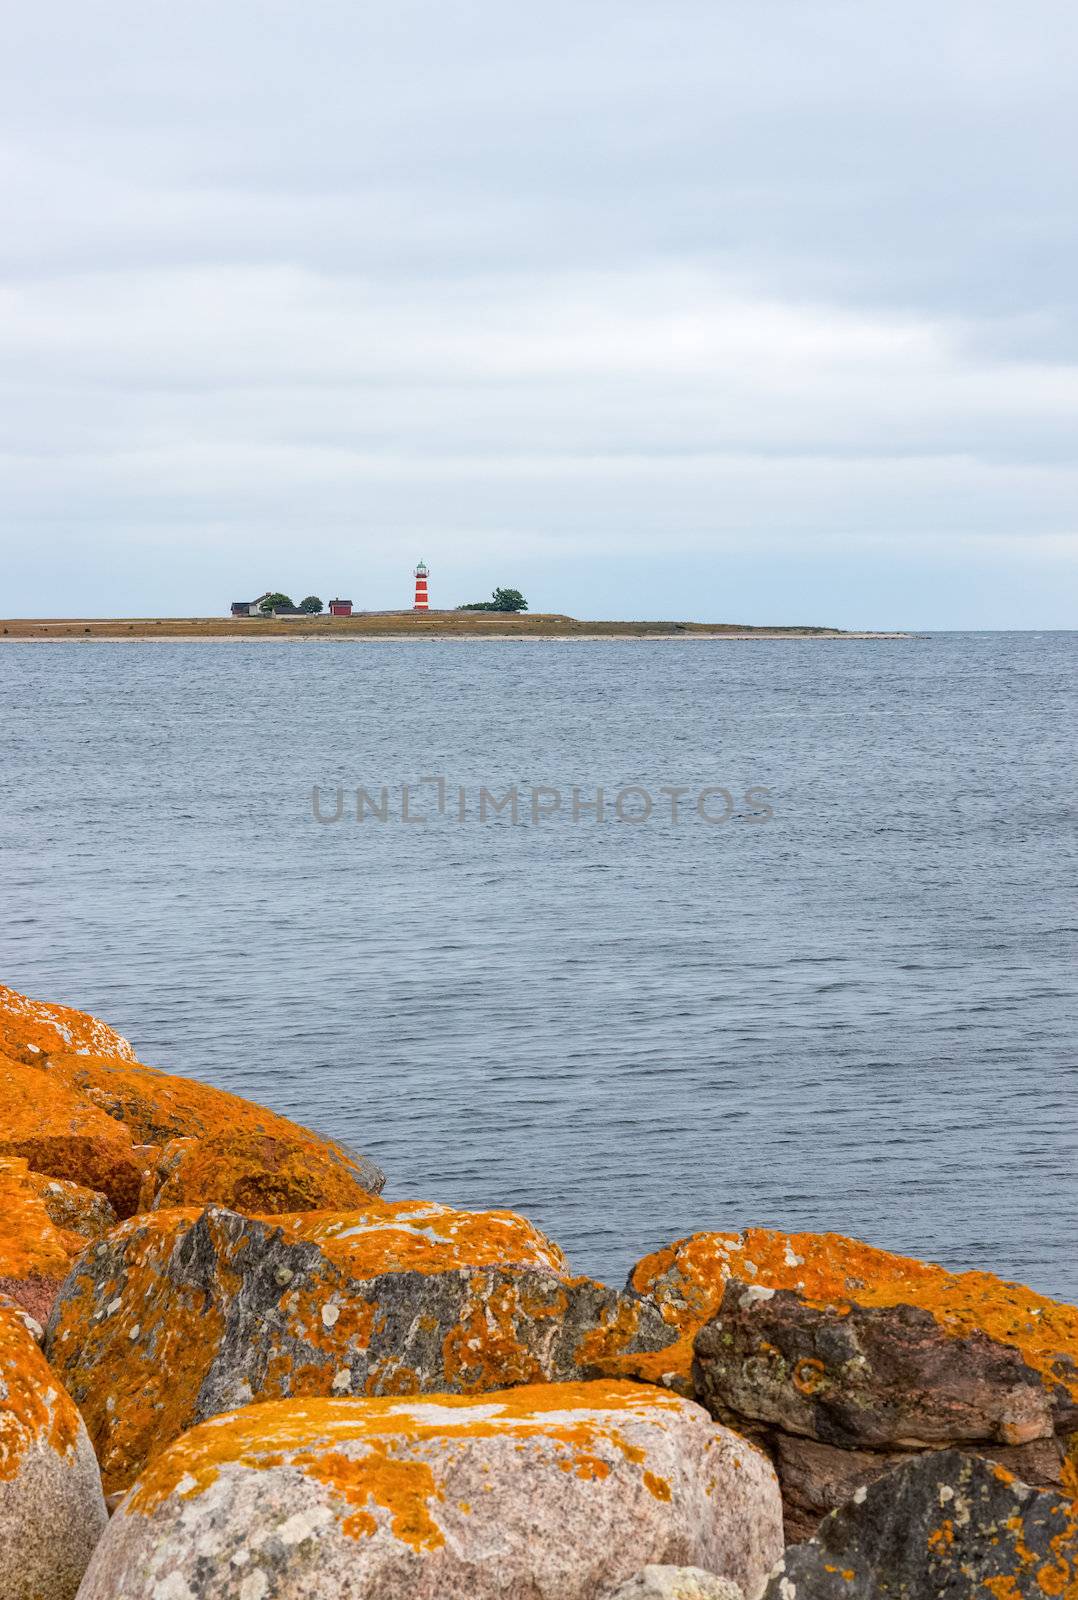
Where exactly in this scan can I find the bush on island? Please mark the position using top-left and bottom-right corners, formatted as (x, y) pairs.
(458, 587), (528, 612)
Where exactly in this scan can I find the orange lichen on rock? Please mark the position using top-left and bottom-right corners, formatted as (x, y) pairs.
(1, 981), (384, 1210)
(0, 983), (136, 1067)
(22, 1168), (118, 1243)
(0, 1055), (147, 1216)
(629, 1228), (1078, 1403)
(46, 1207), (223, 1491)
(150, 1129), (381, 1213)
(0, 1294), (109, 1599)
(573, 1292), (648, 1370)
(270, 1199), (568, 1277)
(442, 1278), (550, 1392)
(306, 1442), (446, 1548)
(82, 1380), (783, 1600)
(40, 1050), (380, 1188)
(0, 1157), (117, 1323)
(0, 1300), (82, 1481)
(46, 1203), (680, 1495)
(763, 1449), (1078, 1600)
(126, 1380), (694, 1520)
(0, 1161), (75, 1283)
(0, 1163), (78, 1322)
(1064, 1441), (1078, 1504)
(631, 1229), (942, 1331)
(45, 1204), (569, 1492)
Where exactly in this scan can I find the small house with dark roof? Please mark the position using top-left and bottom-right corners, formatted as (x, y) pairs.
(329, 598), (353, 616)
(230, 592), (272, 617)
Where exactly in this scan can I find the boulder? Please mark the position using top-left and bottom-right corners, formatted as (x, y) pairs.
(768, 1435), (908, 1545)
(0, 982), (136, 1066)
(626, 1229), (959, 1389)
(270, 1196), (569, 1275)
(41, 1050), (384, 1193)
(150, 1130), (383, 1213)
(0, 1294), (44, 1346)
(0, 1058), (147, 1217)
(0, 1278), (61, 1334)
(676, 1232), (1078, 1538)
(767, 1426), (1076, 1545)
(696, 1283), (1073, 1448)
(0, 1159), (116, 1324)
(763, 1449), (1078, 1599)
(46, 1203), (679, 1494)
(0, 1160), (81, 1325)
(606, 1567), (744, 1599)
(23, 1170), (117, 1243)
(0, 983), (385, 1202)
(77, 1381), (783, 1600)
(0, 1299), (108, 1600)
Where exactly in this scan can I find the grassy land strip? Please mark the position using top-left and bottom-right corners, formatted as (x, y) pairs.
(0, 613), (903, 640)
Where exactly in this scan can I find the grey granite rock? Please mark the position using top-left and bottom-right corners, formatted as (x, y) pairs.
(46, 1204), (681, 1492)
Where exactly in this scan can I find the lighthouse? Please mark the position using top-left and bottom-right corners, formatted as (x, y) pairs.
(413, 561), (429, 611)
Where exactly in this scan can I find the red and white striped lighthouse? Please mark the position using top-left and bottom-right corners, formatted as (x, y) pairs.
(413, 561), (429, 611)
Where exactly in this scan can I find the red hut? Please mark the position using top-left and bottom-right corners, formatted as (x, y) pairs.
(329, 598), (353, 617)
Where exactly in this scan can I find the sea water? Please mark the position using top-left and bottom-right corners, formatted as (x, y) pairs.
(2, 633), (1075, 1296)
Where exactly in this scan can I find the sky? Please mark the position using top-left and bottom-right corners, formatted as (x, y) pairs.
(2, 1), (1077, 627)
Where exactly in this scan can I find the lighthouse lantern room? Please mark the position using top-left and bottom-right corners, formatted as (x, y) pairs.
(413, 561), (429, 611)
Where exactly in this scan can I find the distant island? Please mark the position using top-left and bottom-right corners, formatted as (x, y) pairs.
(1, 613), (907, 640)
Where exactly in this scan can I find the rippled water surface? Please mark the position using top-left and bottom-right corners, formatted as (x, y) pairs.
(2, 633), (1075, 1297)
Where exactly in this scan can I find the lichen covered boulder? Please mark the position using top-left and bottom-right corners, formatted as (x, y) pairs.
(0, 1299), (108, 1600)
(0, 1294), (44, 1346)
(0, 1159), (90, 1325)
(150, 1130), (383, 1213)
(762, 1450), (1078, 1600)
(78, 1382), (783, 1600)
(0, 1162), (74, 1275)
(0, 1058), (147, 1217)
(46, 1203), (678, 1494)
(0, 983), (136, 1066)
(0, 1157), (116, 1324)
(24, 1169), (117, 1243)
(0, 982), (385, 1210)
(632, 1229), (1078, 1402)
(695, 1281), (1075, 1451)
(653, 1230), (1078, 1537)
(628, 1229), (974, 1384)
(270, 1197), (568, 1275)
(40, 1049), (383, 1193)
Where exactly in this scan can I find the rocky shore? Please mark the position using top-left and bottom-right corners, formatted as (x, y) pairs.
(1, 981), (1075, 1599)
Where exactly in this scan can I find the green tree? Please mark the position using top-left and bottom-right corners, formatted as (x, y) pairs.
(299, 595), (323, 614)
(458, 587), (528, 613)
(258, 592), (294, 613)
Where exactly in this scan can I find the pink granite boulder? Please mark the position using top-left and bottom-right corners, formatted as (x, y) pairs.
(0, 1301), (107, 1599)
(77, 1381), (783, 1600)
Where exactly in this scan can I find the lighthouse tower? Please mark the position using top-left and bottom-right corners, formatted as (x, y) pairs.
(413, 561), (429, 611)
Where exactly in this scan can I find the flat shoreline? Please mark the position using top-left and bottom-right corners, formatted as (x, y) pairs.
(0, 614), (910, 642)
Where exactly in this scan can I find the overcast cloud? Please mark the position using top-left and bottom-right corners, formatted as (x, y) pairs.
(2, 0), (1076, 626)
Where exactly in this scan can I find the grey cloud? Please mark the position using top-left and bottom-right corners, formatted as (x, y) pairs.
(1, 0), (1076, 624)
